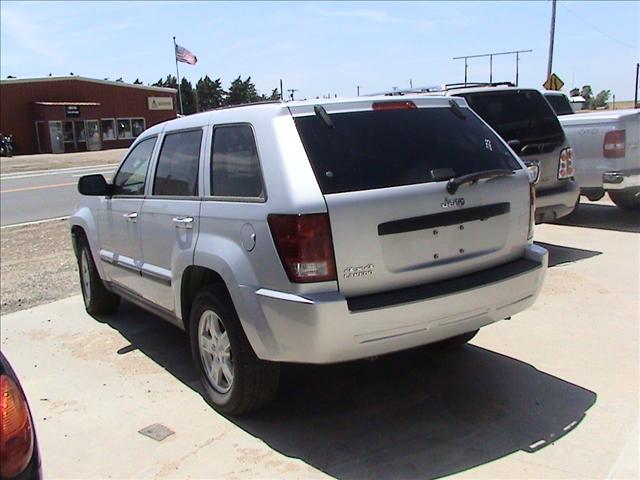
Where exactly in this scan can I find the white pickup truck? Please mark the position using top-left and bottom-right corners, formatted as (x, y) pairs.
(543, 92), (639, 210)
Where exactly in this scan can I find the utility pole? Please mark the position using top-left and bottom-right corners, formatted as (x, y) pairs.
(547, 0), (557, 80)
(515, 51), (520, 86)
(635, 63), (639, 108)
(409, 79), (413, 88)
(357, 85), (361, 96)
(280, 79), (283, 101)
(287, 88), (298, 101)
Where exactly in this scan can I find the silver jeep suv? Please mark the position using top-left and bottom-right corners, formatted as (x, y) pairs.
(70, 96), (548, 414)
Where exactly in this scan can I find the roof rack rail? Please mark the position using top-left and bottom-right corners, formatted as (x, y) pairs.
(443, 81), (516, 91)
(366, 86), (442, 97)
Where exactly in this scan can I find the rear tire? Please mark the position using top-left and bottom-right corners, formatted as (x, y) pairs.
(189, 287), (279, 415)
(429, 329), (479, 350)
(77, 239), (120, 315)
(609, 190), (640, 211)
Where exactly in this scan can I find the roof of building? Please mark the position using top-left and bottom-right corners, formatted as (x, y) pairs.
(0, 76), (176, 93)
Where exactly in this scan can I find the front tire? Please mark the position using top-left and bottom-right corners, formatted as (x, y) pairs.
(77, 239), (120, 315)
(609, 190), (640, 211)
(189, 287), (279, 415)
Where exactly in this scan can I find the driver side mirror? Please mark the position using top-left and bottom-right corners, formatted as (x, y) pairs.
(78, 174), (112, 196)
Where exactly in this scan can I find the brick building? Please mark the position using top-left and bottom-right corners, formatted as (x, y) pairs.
(0, 76), (177, 154)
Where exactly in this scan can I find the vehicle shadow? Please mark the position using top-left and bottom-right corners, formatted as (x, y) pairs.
(535, 241), (602, 267)
(554, 202), (639, 233)
(100, 302), (597, 480)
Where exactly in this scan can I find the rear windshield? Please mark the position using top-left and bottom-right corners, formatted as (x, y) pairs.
(544, 94), (574, 116)
(293, 106), (520, 194)
(458, 90), (565, 144)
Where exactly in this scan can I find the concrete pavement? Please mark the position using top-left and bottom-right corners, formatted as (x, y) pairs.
(0, 163), (117, 226)
(1, 213), (638, 478)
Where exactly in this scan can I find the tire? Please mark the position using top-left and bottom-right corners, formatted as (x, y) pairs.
(76, 239), (120, 315)
(189, 287), (279, 415)
(609, 190), (640, 211)
(429, 329), (479, 350)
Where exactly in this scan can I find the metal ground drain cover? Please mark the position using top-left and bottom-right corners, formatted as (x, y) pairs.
(138, 423), (175, 442)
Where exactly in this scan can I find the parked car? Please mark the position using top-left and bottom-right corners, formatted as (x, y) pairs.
(70, 96), (548, 414)
(543, 92), (640, 211)
(0, 353), (42, 480)
(441, 85), (580, 223)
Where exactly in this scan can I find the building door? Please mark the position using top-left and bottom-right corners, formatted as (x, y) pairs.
(35, 121), (46, 154)
(63, 121), (75, 152)
(48, 121), (64, 153)
(74, 121), (87, 152)
(85, 120), (101, 151)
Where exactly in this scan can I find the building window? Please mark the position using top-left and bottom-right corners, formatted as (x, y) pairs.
(115, 118), (145, 139)
(132, 118), (146, 137)
(117, 119), (132, 139)
(101, 119), (116, 141)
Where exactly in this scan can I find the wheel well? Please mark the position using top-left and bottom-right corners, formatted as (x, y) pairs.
(180, 266), (232, 331)
(70, 225), (87, 257)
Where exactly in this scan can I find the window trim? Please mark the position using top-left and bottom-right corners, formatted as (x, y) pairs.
(208, 122), (267, 203)
(111, 135), (158, 197)
(100, 118), (117, 141)
(151, 127), (204, 197)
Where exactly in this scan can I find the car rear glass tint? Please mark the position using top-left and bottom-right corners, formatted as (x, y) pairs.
(294, 107), (520, 194)
(544, 94), (574, 116)
(459, 90), (564, 144)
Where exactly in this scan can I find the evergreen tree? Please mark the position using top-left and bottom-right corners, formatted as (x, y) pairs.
(196, 76), (226, 111)
(226, 76), (260, 105)
(180, 78), (197, 114)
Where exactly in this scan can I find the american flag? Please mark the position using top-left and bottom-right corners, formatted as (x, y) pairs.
(175, 44), (197, 65)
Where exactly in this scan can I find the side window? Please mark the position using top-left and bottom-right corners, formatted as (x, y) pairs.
(211, 125), (264, 199)
(112, 137), (157, 196)
(153, 129), (202, 196)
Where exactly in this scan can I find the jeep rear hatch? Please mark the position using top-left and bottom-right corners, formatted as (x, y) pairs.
(290, 98), (531, 298)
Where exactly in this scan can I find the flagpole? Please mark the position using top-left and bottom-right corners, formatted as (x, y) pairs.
(173, 36), (184, 115)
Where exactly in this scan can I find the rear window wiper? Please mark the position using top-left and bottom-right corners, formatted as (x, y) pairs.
(314, 105), (334, 129)
(446, 169), (515, 194)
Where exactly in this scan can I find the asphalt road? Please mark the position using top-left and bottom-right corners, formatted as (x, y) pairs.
(0, 164), (117, 226)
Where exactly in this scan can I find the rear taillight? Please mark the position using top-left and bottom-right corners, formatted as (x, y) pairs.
(0, 375), (34, 478)
(528, 181), (536, 240)
(372, 101), (417, 111)
(558, 147), (575, 179)
(603, 130), (626, 158)
(268, 214), (337, 283)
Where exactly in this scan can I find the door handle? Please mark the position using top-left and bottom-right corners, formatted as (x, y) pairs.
(123, 212), (138, 222)
(172, 216), (194, 229)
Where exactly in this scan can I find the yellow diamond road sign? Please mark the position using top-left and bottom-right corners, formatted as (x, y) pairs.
(543, 73), (564, 91)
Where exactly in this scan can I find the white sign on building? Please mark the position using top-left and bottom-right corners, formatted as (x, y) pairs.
(148, 96), (174, 111)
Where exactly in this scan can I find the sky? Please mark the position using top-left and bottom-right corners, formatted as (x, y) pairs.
(1, 1), (638, 100)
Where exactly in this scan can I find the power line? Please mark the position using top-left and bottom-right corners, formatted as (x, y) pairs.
(558, 1), (637, 52)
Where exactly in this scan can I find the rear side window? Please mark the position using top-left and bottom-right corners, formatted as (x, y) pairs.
(112, 137), (156, 196)
(544, 94), (574, 116)
(459, 90), (565, 144)
(153, 129), (202, 196)
(294, 107), (520, 194)
(210, 125), (264, 199)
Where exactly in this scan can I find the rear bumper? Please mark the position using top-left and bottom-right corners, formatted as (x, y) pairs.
(535, 180), (580, 223)
(248, 244), (547, 364)
(603, 169), (640, 192)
